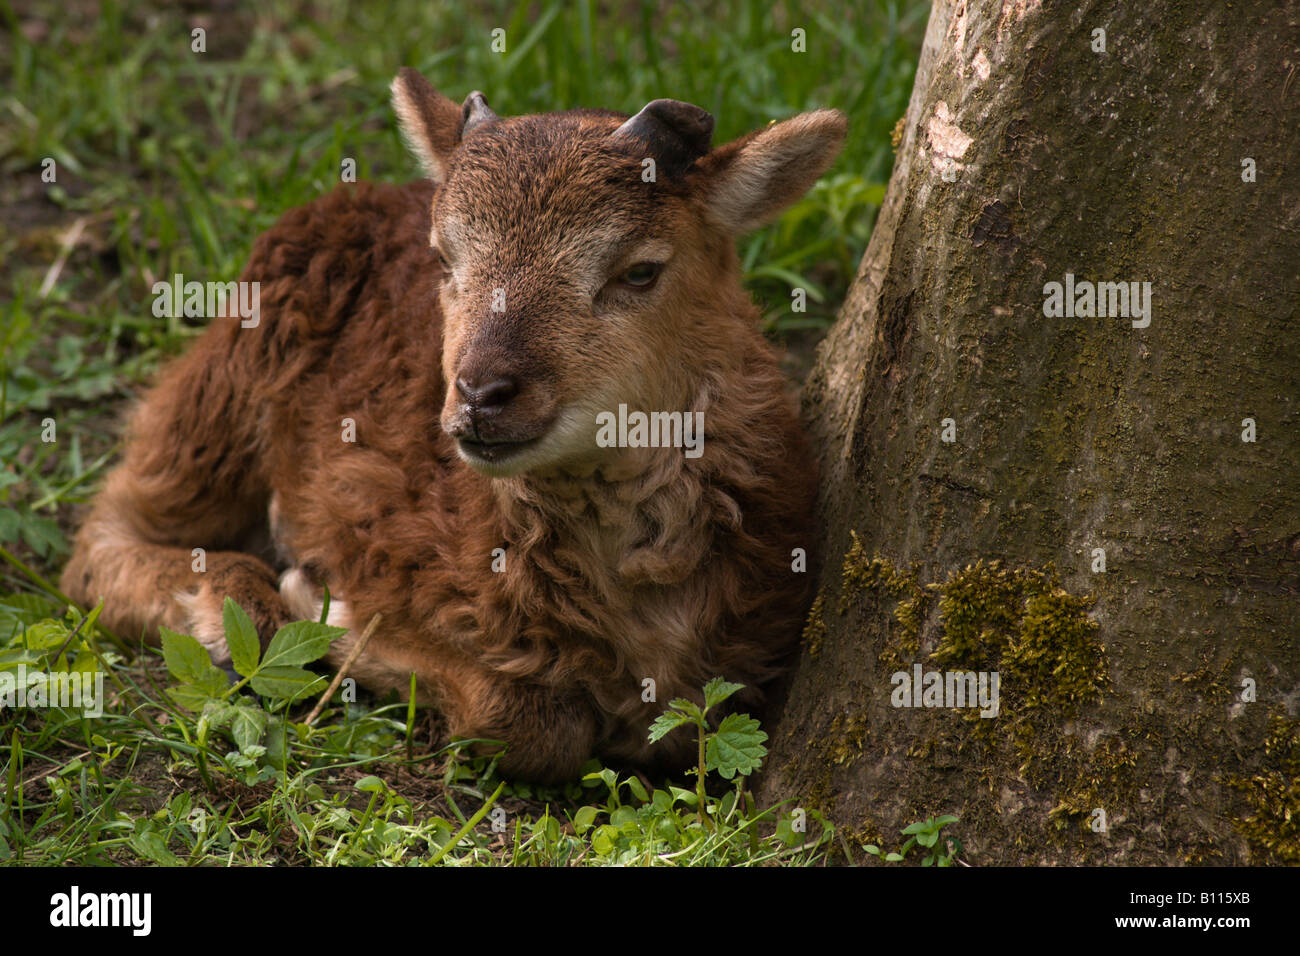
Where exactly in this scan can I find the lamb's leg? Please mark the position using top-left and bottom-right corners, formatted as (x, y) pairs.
(62, 506), (288, 663)
(60, 330), (290, 662)
(443, 674), (600, 783)
(280, 575), (599, 783)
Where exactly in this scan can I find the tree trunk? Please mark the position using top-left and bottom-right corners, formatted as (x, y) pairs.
(757, 0), (1300, 864)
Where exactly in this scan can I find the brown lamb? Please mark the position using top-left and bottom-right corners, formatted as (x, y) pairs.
(60, 68), (845, 781)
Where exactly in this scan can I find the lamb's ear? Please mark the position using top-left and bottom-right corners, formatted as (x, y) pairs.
(391, 68), (465, 183)
(695, 110), (847, 234)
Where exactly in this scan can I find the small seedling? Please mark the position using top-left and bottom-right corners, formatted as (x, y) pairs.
(864, 814), (962, 867)
(647, 677), (767, 828)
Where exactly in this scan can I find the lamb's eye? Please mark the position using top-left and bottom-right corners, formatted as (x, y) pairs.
(435, 248), (451, 271)
(620, 262), (662, 288)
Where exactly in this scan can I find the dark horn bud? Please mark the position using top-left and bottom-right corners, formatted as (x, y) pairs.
(612, 99), (714, 176)
(462, 91), (498, 135)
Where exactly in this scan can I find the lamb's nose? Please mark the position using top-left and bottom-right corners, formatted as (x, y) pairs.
(456, 375), (519, 410)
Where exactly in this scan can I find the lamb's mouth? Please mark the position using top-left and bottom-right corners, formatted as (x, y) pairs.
(447, 409), (571, 475)
(456, 434), (543, 465)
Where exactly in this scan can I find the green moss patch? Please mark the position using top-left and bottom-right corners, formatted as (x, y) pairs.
(820, 533), (1126, 843)
(1226, 713), (1300, 864)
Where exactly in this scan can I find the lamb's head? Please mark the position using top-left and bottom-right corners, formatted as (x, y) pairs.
(391, 68), (846, 478)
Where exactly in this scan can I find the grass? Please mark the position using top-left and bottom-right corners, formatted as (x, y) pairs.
(0, 0), (928, 865)
(0, 592), (841, 865)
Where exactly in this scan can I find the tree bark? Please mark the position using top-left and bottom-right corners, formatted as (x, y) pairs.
(757, 0), (1300, 864)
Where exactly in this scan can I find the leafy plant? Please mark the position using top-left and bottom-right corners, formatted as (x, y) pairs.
(863, 814), (962, 867)
(0, 593), (110, 716)
(648, 677), (767, 827)
(538, 678), (833, 865)
(159, 598), (345, 784)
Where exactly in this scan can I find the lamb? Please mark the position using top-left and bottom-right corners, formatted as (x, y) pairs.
(59, 68), (846, 781)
